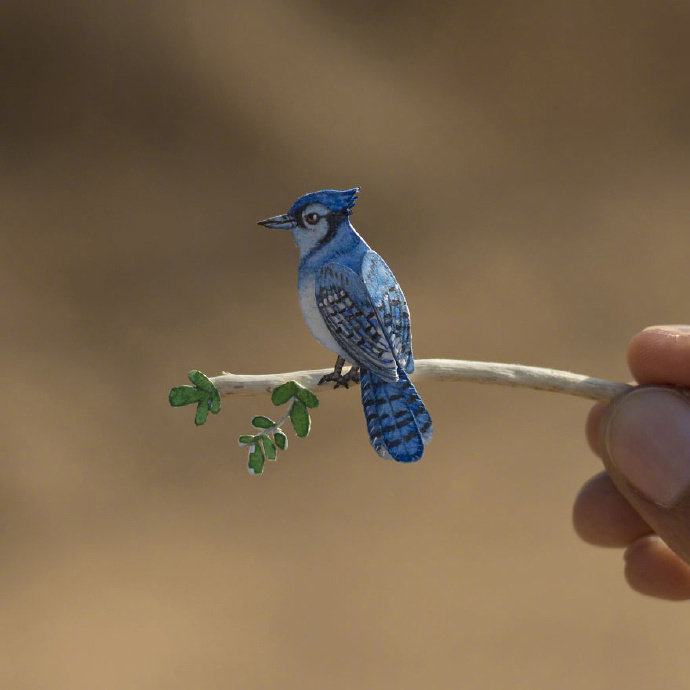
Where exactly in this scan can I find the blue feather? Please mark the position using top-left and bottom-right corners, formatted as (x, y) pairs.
(288, 187), (360, 218)
(360, 367), (431, 462)
(316, 262), (398, 381)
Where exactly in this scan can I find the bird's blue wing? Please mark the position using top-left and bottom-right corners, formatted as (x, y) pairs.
(361, 252), (414, 373)
(316, 263), (399, 382)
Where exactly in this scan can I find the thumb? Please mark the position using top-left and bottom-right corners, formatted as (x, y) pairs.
(602, 386), (690, 564)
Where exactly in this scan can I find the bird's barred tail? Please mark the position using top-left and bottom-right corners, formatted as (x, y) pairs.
(360, 367), (433, 462)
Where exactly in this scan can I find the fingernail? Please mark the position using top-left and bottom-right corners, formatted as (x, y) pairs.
(644, 325), (690, 336)
(604, 387), (690, 507)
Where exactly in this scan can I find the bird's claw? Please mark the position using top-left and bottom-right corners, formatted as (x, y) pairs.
(318, 366), (360, 389)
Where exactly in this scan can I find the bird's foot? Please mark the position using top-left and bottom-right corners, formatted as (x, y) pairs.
(318, 358), (360, 389)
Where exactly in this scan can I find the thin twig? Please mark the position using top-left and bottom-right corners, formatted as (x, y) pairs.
(212, 359), (632, 401)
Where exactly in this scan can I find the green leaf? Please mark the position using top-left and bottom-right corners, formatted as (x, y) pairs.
(187, 369), (216, 393)
(238, 434), (256, 445)
(273, 431), (288, 451)
(271, 380), (298, 406)
(168, 385), (203, 406)
(289, 400), (310, 438)
(247, 444), (265, 475)
(295, 385), (319, 409)
(194, 402), (209, 426)
(261, 436), (277, 461)
(169, 370), (221, 425)
(251, 415), (275, 429)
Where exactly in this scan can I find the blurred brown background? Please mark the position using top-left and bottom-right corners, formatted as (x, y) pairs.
(3, 1), (690, 688)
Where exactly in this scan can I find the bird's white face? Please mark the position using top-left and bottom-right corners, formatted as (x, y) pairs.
(290, 202), (334, 257)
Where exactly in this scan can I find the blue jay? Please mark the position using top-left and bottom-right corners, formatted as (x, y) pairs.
(258, 188), (432, 462)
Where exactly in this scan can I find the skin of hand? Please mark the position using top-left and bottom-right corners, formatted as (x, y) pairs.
(574, 325), (690, 600)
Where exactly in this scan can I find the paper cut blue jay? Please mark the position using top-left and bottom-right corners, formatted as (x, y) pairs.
(258, 188), (432, 462)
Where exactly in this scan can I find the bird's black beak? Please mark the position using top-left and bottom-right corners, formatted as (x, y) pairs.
(257, 213), (296, 230)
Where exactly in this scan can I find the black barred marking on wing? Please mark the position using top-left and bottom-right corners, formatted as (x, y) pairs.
(316, 259), (414, 380)
(316, 272), (397, 378)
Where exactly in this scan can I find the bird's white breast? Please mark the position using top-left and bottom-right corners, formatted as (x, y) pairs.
(298, 273), (348, 359)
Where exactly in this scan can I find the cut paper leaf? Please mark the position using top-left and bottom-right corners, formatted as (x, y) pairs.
(290, 400), (310, 438)
(195, 403), (209, 426)
(251, 415), (275, 429)
(274, 431), (288, 450)
(261, 436), (277, 461)
(187, 369), (217, 393)
(168, 369), (221, 426)
(271, 381), (298, 406)
(295, 385), (319, 409)
(248, 444), (265, 475)
(168, 386), (202, 406)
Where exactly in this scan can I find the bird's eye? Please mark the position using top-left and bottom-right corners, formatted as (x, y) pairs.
(305, 212), (320, 225)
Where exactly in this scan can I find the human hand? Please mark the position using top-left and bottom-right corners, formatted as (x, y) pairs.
(574, 325), (690, 600)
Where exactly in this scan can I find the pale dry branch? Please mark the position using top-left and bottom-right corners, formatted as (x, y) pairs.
(212, 359), (632, 401)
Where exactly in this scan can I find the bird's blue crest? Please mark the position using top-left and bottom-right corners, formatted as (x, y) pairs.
(288, 187), (360, 217)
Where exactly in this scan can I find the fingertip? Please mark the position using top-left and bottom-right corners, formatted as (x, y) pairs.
(573, 472), (651, 547)
(585, 401), (609, 458)
(624, 536), (690, 601)
(628, 325), (690, 386)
